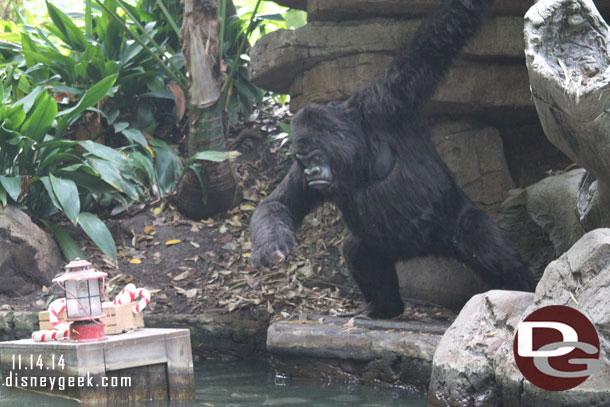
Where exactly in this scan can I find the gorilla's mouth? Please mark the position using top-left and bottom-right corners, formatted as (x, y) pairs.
(308, 179), (332, 190)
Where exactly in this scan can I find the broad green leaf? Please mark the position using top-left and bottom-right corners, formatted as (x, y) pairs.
(49, 174), (80, 224)
(121, 128), (147, 146)
(0, 176), (21, 202)
(41, 220), (85, 261)
(113, 122), (129, 133)
(149, 139), (181, 196)
(5, 104), (26, 129)
(87, 157), (124, 192)
(14, 86), (44, 114)
(187, 161), (208, 204)
(39, 176), (62, 212)
(129, 151), (155, 185)
(56, 74), (118, 136)
(0, 32), (20, 43)
(80, 140), (126, 163)
(21, 91), (57, 142)
(79, 212), (117, 262)
(187, 150), (230, 165)
(46, 1), (88, 51)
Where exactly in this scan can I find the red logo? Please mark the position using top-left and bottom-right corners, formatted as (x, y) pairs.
(513, 305), (600, 391)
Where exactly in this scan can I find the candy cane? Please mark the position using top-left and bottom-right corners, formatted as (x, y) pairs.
(113, 283), (137, 306)
(113, 284), (150, 314)
(48, 298), (66, 327)
(32, 323), (69, 342)
(132, 288), (150, 314)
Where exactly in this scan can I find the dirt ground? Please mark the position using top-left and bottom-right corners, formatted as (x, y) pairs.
(5, 99), (454, 324)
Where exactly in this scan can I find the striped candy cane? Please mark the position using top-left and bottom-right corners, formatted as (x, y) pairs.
(113, 284), (150, 314)
(48, 298), (66, 326)
(132, 288), (150, 314)
(113, 283), (137, 306)
(32, 323), (69, 342)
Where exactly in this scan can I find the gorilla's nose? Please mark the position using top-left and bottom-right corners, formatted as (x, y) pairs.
(304, 167), (321, 178)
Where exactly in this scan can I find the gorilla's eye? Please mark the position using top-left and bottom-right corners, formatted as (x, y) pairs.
(311, 155), (321, 165)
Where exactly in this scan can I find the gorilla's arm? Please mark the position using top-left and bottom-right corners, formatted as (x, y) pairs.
(351, 0), (495, 125)
(250, 162), (324, 266)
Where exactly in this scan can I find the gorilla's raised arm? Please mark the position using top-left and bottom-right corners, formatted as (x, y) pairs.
(350, 0), (495, 126)
(250, 163), (324, 266)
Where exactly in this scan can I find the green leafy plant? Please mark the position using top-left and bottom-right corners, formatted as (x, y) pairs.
(0, 0), (185, 262)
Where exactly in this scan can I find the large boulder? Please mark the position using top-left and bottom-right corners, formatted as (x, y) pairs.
(0, 206), (63, 294)
(428, 290), (534, 407)
(429, 229), (610, 406)
(495, 229), (610, 406)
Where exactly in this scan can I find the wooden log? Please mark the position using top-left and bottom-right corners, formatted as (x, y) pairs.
(524, 0), (610, 228)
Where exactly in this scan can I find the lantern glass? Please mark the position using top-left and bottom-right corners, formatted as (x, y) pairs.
(64, 278), (104, 319)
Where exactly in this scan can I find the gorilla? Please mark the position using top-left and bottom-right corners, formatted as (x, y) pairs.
(250, 0), (534, 318)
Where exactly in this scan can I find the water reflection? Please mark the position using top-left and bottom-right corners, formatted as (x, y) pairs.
(0, 360), (426, 407)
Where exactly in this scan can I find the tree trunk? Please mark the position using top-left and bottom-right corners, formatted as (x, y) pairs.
(524, 0), (610, 229)
(177, 0), (239, 220)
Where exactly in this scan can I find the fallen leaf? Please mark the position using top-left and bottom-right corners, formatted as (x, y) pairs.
(226, 215), (243, 227)
(185, 288), (198, 298)
(240, 203), (256, 211)
(190, 241), (200, 248)
(143, 226), (155, 234)
(152, 207), (162, 215)
(165, 239), (181, 246)
(129, 258), (142, 264)
(242, 252), (251, 258)
(173, 269), (195, 281)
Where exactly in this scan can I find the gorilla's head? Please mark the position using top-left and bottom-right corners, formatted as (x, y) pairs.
(291, 103), (368, 195)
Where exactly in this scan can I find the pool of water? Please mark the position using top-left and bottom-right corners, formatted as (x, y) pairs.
(0, 360), (426, 406)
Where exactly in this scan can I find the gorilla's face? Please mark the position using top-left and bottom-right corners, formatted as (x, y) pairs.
(294, 149), (334, 191)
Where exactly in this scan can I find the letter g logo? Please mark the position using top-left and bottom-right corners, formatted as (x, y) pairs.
(513, 305), (600, 391)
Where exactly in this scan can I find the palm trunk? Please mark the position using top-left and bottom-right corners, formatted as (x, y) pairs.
(177, 0), (239, 220)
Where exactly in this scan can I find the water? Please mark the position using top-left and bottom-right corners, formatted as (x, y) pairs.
(0, 360), (426, 406)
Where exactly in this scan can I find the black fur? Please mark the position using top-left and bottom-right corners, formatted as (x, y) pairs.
(250, 0), (534, 318)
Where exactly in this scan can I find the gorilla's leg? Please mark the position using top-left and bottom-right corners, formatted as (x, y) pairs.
(343, 234), (404, 318)
(453, 205), (535, 291)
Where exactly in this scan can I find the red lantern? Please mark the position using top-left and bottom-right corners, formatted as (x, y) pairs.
(53, 259), (108, 342)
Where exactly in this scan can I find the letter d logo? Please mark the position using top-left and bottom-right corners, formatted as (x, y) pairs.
(513, 305), (600, 391)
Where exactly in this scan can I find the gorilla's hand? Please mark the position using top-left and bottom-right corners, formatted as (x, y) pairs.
(249, 232), (295, 267)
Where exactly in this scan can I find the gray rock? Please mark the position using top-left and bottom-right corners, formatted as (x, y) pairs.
(428, 290), (534, 407)
(249, 17), (526, 95)
(397, 256), (489, 310)
(307, 0), (554, 21)
(429, 230), (610, 407)
(432, 121), (515, 216)
(289, 57), (531, 114)
(494, 229), (610, 406)
(497, 169), (586, 279)
(0, 205), (63, 295)
(266, 314), (449, 388)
